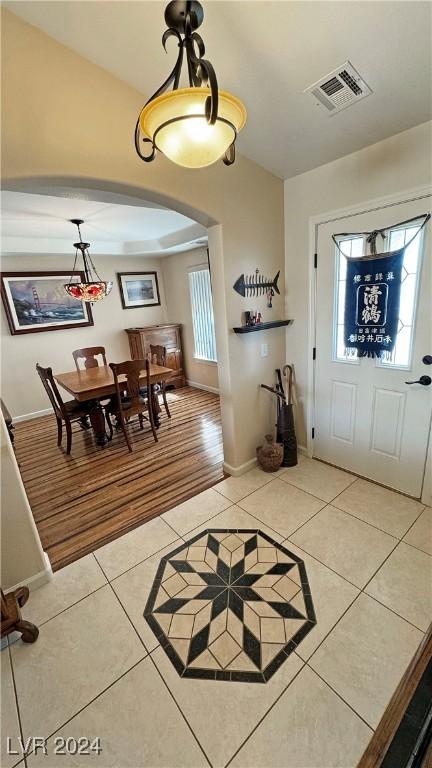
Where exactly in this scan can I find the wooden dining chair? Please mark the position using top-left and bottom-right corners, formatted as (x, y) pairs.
(72, 346), (107, 371)
(106, 359), (158, 452)
(149, 344), (171, 419)
(72, 346), (114, 411)
(36, 363), (92, 454)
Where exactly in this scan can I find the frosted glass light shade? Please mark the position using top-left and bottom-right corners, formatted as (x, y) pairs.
(139, 87), (247, 168)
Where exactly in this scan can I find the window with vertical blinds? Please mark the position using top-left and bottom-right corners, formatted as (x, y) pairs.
(188, 266), (217, 362)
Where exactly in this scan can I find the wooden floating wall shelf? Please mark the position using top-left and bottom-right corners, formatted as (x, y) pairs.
(233, 320), (294, 334)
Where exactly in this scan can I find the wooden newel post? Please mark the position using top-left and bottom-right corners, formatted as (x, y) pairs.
(1, 586), (39, 643)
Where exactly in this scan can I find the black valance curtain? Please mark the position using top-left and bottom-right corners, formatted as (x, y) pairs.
(332, 213), (430, 359)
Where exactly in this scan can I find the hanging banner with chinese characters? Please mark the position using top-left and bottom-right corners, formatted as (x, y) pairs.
(344, 248), (404, 359)
(333, 212), (430, 360)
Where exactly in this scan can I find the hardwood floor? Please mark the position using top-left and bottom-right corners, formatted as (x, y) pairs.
(14, 387), (224, 571)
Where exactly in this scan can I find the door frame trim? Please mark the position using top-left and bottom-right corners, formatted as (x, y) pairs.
(306, 186), (432, 483)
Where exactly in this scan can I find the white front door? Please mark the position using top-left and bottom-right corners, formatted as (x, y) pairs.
(314, 195), (431, 498)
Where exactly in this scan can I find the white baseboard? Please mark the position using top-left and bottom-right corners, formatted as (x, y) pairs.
(223, 456), (258, 477)
(14, 407), (53, 423)
(186, 380), (220, 395)
(7, 551), (53, 593)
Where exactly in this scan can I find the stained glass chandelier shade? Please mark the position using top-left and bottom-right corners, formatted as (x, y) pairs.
(135, 1), (247, 169)
(64, 219), (113, 303)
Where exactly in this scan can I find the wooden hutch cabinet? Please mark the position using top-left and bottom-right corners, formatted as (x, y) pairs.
(125, 324), (185, 388)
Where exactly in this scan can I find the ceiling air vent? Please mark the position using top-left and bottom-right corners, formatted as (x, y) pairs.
(305, 61), (372, 115)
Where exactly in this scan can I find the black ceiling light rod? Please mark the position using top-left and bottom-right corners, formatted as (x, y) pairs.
(64, 219), (113, 303)
(153, 2), (217, 117)
(70, 219), (99, 283)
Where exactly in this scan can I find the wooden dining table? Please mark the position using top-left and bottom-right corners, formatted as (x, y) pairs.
(54, 363), (173, 446)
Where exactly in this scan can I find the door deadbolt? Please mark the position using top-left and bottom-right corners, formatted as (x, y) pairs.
(422, 355), (432, 365)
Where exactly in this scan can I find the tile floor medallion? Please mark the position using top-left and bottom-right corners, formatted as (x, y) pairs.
(144, 529), (316, 683)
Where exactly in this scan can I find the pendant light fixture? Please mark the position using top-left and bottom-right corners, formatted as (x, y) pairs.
(64, 219), (113, 302)
(135, 0), (247, 169)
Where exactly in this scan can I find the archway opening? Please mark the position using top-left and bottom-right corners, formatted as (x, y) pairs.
(1, 177), (231, 570)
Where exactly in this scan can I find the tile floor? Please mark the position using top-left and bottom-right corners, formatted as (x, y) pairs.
(1, 456), (431, 768)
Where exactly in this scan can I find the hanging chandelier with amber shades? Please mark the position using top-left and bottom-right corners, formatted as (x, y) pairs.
(135, 0), (247, 169)
(64, 219), (113, 303)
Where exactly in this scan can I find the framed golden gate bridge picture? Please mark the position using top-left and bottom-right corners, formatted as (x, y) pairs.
(1, 271), (94, 335)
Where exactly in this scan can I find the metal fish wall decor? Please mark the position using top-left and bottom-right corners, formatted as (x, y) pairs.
(233, 269), (280, 298)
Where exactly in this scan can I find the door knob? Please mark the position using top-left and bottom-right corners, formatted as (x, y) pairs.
(422, 355), (432, 365)
(405, 375), (432, 386)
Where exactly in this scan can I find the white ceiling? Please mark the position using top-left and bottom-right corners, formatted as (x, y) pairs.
(0, 191), (207, 256)
(4, 1), (432, 179)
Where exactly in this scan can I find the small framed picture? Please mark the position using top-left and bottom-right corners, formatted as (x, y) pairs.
(117, 271), (161, 309)
(1, 271), (94, 335)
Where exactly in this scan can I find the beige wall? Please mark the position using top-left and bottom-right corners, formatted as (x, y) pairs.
(1, 413), (49, 590)
(1, 254), (168, 418)
(163, 247), (219, 391)
(1, 9), (285, 470)
(284, 121), (432, 447)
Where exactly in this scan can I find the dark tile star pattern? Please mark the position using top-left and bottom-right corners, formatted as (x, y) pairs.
(144, 529), (316, 683)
